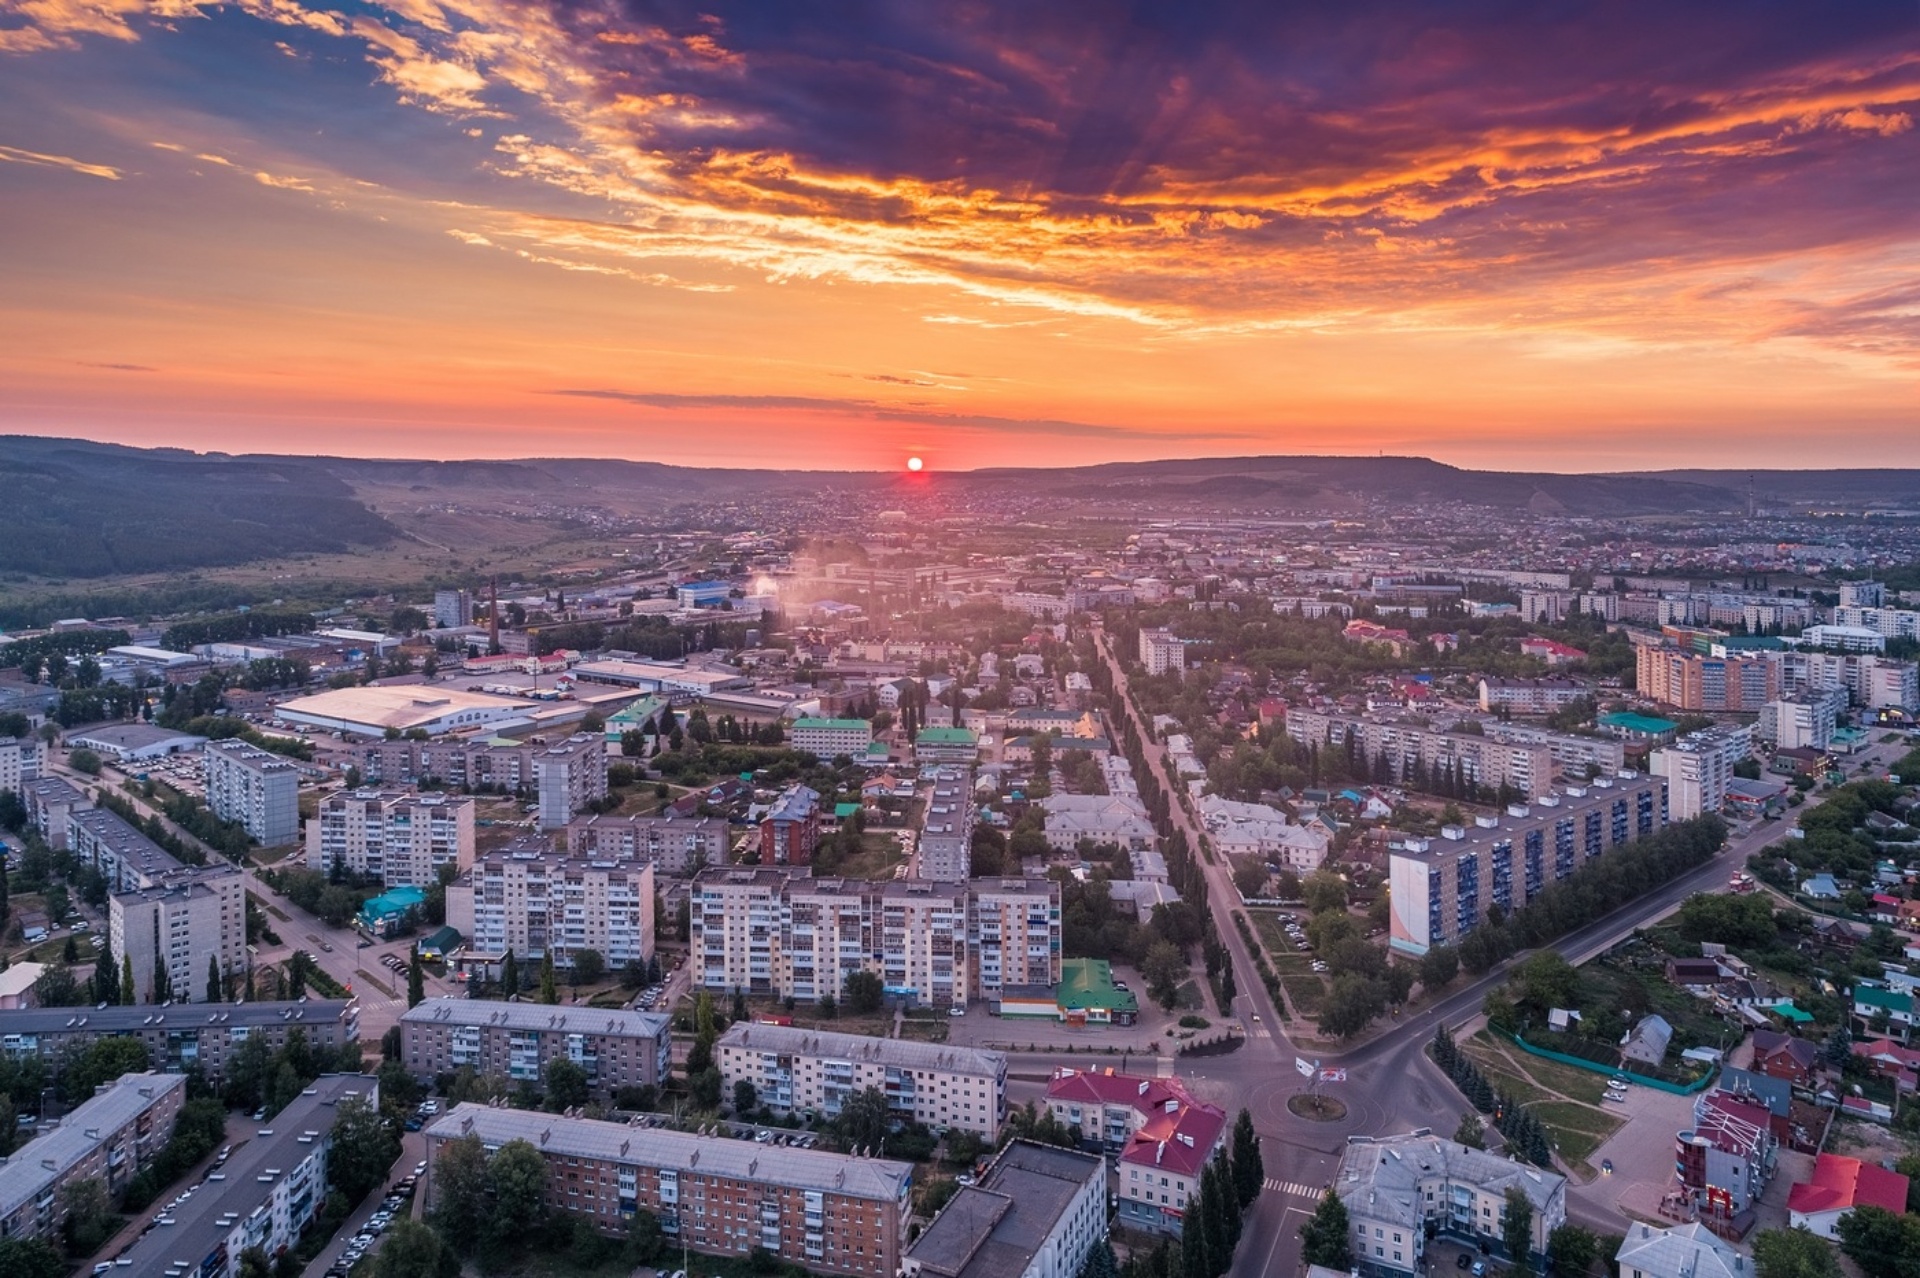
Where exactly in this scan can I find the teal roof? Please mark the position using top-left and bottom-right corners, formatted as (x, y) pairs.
(1600, 711), (1679, 734)
(1855, 986), (1913, 1013)
(795, 718), (871, 731)
(361, 884), (426, 922)
(833, 802), (861, 819)
(419, 925), (460, 953)
(915, 727), (978, 744)
(1055, 957), (1139, 1013)
(1772, 1002), (1815, 1023)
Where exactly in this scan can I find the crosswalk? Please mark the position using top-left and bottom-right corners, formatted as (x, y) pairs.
(1246, 1022), (1273, 1040)
(1264, 1178), (1321, 1199)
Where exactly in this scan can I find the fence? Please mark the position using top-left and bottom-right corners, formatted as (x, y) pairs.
(1500, 1030), (1718, 1096)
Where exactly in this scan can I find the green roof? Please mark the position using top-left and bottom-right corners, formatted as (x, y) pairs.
(1599, 711), (1679, 733)
(794, 718), (871, 731)
(1855, 986), (1913, 1013)
(1055, 957), (1139, 1013)
(915, 727), (979, 744)
(833, 802), (861, 819)
(419, 925), (461, 953)
(1771, 1002), (1815, 1023)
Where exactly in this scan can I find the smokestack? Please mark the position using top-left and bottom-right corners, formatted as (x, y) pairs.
(489, 576), (501, 655)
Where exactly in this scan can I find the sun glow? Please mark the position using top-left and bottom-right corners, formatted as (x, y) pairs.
(906, 456), (923, 471)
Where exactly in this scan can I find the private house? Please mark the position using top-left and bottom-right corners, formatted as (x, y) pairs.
(1787, 1154), (1910, 1239)
(1749, 1031), (1820, 1088)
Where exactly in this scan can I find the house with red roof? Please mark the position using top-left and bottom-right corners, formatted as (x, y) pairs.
(1787, 1153), (1910, 1238)
(1520, 638), (1588, 666)
(1043, 1067), (1226, 1237)
(1342, 620), (1412, 655)
(1852, 1037), (1920, 1093)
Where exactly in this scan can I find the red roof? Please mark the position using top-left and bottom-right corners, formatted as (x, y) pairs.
(1045, 1068), (1226, 1179)
(1788, 1153), (1910, 1217)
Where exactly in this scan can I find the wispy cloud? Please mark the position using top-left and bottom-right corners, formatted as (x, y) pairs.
(0, 141), (120, 178)
(78, 361), (157, 371)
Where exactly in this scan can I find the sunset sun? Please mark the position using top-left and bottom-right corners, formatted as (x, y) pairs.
(907, 456), (924, 472)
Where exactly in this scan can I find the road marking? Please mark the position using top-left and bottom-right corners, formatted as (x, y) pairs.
(1264, 1179), (1320, 1199)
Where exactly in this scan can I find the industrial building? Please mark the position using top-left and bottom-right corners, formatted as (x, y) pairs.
(275, 684), (536, 737)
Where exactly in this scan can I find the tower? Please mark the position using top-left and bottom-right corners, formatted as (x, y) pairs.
(488, 576), (501, 654)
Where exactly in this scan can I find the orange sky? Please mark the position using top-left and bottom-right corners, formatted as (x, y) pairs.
(1, 2), (1917, 471)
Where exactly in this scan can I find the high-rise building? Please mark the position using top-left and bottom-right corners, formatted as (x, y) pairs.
(690, 869), (1060, 1007)
(1635, 646), (1779, 712)
(1138, 628), (1184, 676)
(423, 1104), (914, 1277)
(109, 866), (249, 1004)
(1388, 774), (1667, 956)
(1285, 709), (1558, 799)
(1651, 727), (1751, 820)
(1759, 693), (1840, 751)
(204, 737), (301, 846)
(533, 733), (607, 831)
(916, 769), (974, 881)
(446, 841), (655, 969)
(305, 789), (475, 886)
(761, 784), (822, 865)
(433, 588), (474, 628)
(0, 734), (40, 794)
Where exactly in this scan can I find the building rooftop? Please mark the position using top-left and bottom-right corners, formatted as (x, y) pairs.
(115, 1076), (373, 1275)
(915, 727), (979, 745)
(67, 722), (209, 751)
(401, 997), (670, 1039)
(1337, 1132), (1565, 1230)
(1787, 1152), (1909, 1217)
(793, 718), (871, 732)
(1055, 958), (1139, 1015)
(906, 1140), (1103, 1278)
(717, 1022), (1005, 1078)
(426, 1104), (914, 1201)
(0, 999), (356, 1036)
(1613, 1223), (1746, 1278)
(0, 1072), (187, 1221)
(1044, 1068), (1222, 1178)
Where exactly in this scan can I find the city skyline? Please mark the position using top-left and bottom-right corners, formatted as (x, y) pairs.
(3, 2), (1918, 470)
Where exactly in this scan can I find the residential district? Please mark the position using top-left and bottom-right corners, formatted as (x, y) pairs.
(2, 501), (1919, 1278)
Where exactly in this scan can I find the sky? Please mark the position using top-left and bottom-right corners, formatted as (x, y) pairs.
(2, 1), (1918, 473)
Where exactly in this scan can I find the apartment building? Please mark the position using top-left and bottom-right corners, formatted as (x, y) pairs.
(565, 812), (730, 876)
(434, 588), (474, 628)
(791, 718), (875, 759)
(690, 869), (1060, 1007)
(1336, 1132), (1567, 1278)
(20, 775), (86, 849)
(1759, 693), (1841, 751)
(1651, 726), (1752, 821)
(446, 842), (655, 970)
(717, 1023), (1007, 1137)
(112, 1075), (373, 1278)
(422, 1105), (914, 1278)
(110, 865), (249, 1004)
(68, 806), (184, 892)
(917, 770), (974, 881)
(968, 878), (1063, 1001)
(0, 734), (40, 795)
(535, 733), (608, 831)
(1044, 1068), (1225, 1236)
(1388, 773), (1667, 956)
(1782, 650), (1919, 712)
(400, 998), (671, 1091)
(0, 1001), (359, 1083)
(1833, 604), (1920, 641)
(1480, 722), (1627, 779)
(204, 737), (301, 846)
(1477, 678), (1591, 714)
(904, 1141), (1106, 1278)
(1138, 628), (1185, 676)
(0, 1071), (185, 1243)
(761, 785), (822, 866)
(305, 789), (476, 886)
(1636, 646), (1779, 712)
(1285, 709), (1557, 800)
(1802, 625), (1886, 654)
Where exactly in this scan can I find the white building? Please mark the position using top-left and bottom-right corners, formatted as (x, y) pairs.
(1138, 628), (1185, 677)
(565, 812), (730, 876)
(718, 1022), (1007, 1137)
(447, 843), (655, 970)
(1613, 1222), (1744, 1278)
(401, 998), (670, 1090)
(1759, 693), (1839, 752)
(903, 1141), (1107, 1278)
(1650, 726), (1751, 821)
(1336, 1132), (1567, 1277)
(433, 588), (473, 628)
(275, 684), (535, 737)
(1038, 793), (1157, 852)
(0, 734), (40, 793)
(791, 717), (875, 759)
(305, 789), (476, 886)
(917, 769), (975, 881)
(204, 737), (301, 846)
(1801, 624), (1886, 654)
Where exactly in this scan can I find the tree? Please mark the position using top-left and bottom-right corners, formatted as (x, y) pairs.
(500, 949), (518, 996)
(407, 947), (424, 1008)
(1752, 1228), (1843, 1278)
(329, 1096), (400, 1205)
(689, 1066), (723, 1109)
(1454, 1112), (1486, 1150)
(1513, 951), (1578, 1016)
(59, 1176), (115, 1255)
(544, 1057), (591, 1112)
(837, 1085), (892, 1153)
(430, 1134), (491, 1254)
(1300, 1190), (1353, 1269)
(1420, 944), (1460, 990)
(1835, 1206), (1920, 1278)
(1301, 871), (1347, 915)
(570, 947), (605, 986)
(687, 991), (718, 1073)
(237, 1248), (272, 1278)
(1079, 1239), (1122, 1278)
(206, 955), (223, 1004)
(1317, 973), (1388, 1038)
(0, 1238), (64, 1278)
(375, 1219), (457, 1278)
(62, 1036), (151, 1103)
(69, 748), (103, 776)
(1143, 940), (1188, 1009)
(537, 950), (558, 1004)
(487, 1139), (550, 1250)
(1547, 1224), (1601, 1278)
(1229, 1108), (1262, 1209)
(845, 969), (885, 1015)
(120, 952), (134, 1004)
(734, 1079), (758, 1114)
(1502, 1187), (1535, 1267)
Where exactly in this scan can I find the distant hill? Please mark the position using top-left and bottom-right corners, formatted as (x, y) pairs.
(4, 435), (1919, 579)
(0, 436), (397, 577)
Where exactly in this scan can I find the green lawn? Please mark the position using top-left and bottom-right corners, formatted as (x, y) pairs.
(831, 832), (908, 880)
(1283, 975), (1326, 1014)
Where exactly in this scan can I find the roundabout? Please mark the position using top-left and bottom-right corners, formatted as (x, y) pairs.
(1287, 1092), (1349, 1121)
